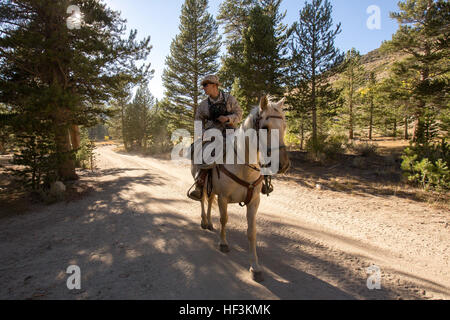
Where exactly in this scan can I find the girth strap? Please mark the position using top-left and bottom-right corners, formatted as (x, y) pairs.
(217, 165), (264, 207)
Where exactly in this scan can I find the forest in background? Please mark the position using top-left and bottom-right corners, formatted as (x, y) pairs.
(0, 0), (448, 199)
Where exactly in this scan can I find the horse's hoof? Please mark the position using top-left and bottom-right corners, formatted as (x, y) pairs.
(201, 222), (208, 230)
(219, 244), (230, 253)
(207, 225), (214, 231)
(251, 269), (264, 283)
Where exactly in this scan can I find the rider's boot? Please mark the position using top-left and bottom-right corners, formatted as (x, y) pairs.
(261, 182), (274, 195)
(188, 169), (209, 201)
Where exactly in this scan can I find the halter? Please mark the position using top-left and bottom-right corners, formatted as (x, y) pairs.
(215, 109), (287, 207)
(254, 113), (287, 150)
(254, 112), (287, 170)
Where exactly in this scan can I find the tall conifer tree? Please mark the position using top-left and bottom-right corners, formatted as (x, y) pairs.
(217, 0), (257, 89)
(287, 0), (343, 151)
(162, 0), (221, 132)
(0, 0), (153, 181)
(336, 49), (366, 140)
(385, 0), (449, 142)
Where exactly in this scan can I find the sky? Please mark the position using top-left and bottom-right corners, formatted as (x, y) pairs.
(104, 0), (401, 100)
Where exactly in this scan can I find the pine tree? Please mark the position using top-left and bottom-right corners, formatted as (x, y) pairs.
(162, 0), (221, 132)
(217, 0), (256, 46)
(218, 0), (287, 99)
(373, 67), (416, 140)
(217, 0), (257, 89)
(336, 49), (366, 140)
(124, 84), (155, 151)
(237, 4), (287, 112)
(287, 0), (343, 151)
(385, 0), (450, 142)
(146, 99), (172, 153)
(0, 0), (153, 181)
(0, 103), (11, 154)
(108, 82), (133, 150)
(358, 72), (378, 140)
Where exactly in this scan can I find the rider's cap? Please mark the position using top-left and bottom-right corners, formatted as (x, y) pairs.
(201, 75), (220, 86)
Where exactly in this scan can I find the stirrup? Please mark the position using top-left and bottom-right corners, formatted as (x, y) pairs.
(261, 182), (273, 195)
(187, 183), (203, 201)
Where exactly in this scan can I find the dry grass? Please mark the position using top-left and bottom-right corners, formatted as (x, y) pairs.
(0, 155), (33, 219)
(0, 154), (95, 219)
(286, 138), (449, 210)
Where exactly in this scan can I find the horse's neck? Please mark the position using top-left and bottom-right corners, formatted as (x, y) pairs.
(227, 116), (261, 179)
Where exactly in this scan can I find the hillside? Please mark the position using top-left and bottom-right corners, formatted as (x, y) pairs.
(359, 47), (409, 80)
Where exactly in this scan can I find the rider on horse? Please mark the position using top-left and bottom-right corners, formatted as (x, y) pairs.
(188, 75), (243, 201)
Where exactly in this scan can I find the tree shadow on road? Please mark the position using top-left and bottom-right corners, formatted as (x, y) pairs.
(0, 165), (440, 300)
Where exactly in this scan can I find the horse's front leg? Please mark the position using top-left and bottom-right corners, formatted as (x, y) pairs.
(206, 194), (215, 231)
(200, 189), (214, 231)
(247, 195), (263, 282)
(200, 187), (209, 230)
(218, 196), (230, 253)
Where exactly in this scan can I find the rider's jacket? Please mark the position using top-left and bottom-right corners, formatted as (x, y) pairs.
(195, 91), (243, 133)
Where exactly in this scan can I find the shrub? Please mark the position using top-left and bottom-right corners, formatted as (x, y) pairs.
(306, 134), (346, 160)
(401, 139), (450, 192)
(75, 128), (96, 170)
(349, 142), (378, 157)
(9, 133), (59, 191)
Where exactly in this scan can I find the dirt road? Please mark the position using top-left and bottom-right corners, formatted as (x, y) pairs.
(0, 146), (448, 300)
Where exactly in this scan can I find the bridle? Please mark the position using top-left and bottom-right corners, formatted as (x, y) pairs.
(255, 113), (287, 151)
(216, 110), (287, 207)
(254, 112), (287, 169)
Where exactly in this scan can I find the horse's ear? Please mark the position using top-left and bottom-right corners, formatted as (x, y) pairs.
(260, 95), (268, 111)
(277, 97), (288, 110)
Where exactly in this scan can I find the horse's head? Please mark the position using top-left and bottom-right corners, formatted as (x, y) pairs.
(258, 95), (291, 174)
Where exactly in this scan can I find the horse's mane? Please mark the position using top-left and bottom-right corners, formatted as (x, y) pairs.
(241, 107), (259, 131)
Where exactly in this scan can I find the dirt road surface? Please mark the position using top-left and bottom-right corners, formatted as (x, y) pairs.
(0, 146), (448, 300)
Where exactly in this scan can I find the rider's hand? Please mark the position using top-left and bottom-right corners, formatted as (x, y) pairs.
(217, 116), (230, 124)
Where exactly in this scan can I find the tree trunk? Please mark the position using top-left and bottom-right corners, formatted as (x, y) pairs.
(349, 100), (354, 140)
(193, 30), (199, 125)
(404, 116), (409, 140)
(310, 34), (318, 152)
(393, 118), (397, 139)
(413, 48), (430, 143)
(70, 125), (81, 150)
(300, 117), (305, 150)
(369, 100), (374, 141)
(121, 103), (128, 151)
(54, 109), (78, 181)
(413, 113), (425, 142)
(311, 71), (318, 152)
(349, 76), (354, 140)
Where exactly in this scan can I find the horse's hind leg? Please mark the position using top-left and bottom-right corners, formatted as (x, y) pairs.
(218, 196), (230, 253)
(247, 197), (263, 282)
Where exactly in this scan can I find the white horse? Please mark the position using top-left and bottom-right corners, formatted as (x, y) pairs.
(193, 95), (290, 282)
